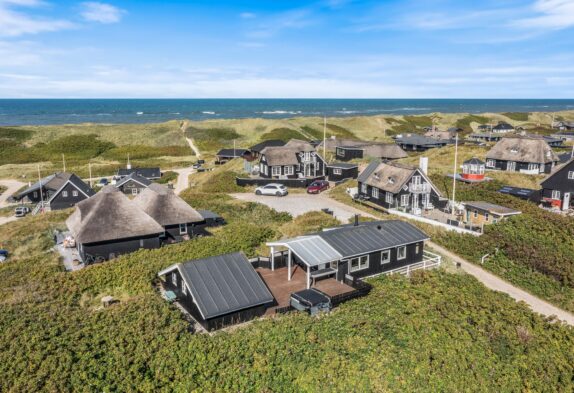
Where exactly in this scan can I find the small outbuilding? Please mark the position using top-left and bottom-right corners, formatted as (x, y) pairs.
(461, 158), (486, 182)
(215, 148), (249, 164)
(158, 252), (275, 331)
(117, 167), (161, 180)
(462, 201), (521, 226)
(114, 172), (152, 196)
(326, 162), (359, 182)
(394, 135), (449, 151)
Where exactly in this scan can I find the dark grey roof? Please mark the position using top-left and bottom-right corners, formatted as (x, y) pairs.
(171, 252), (274, 319)
(249, 140), (286, 152)
(498, 185), (538, 200)
(327, 162), (358, 169)
(357, 160), (380, 183)
(16, 172), (68, 199)
(463, 157), (485, 165)
(463, 201), (521, 216)
(216, 148), (249, 157)
(115, 172), (152, 188)
(117, 167), (161, 179)
(394, 135), (448, 147)
(197, 209), (221, 220)
(68, 174), (96, 197)
(493, 122), (514, 130)
(317, 220), (429, 258)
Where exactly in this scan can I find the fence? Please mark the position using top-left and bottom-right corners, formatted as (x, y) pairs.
(383, 251), (442, 276)
(330, 279), (372, 307)
(236, 176), (325, 188)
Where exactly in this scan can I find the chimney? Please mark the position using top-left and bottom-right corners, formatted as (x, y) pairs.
(354, 214), (359, 226)
(419, 157), (428, 175)
(126, 154), (132, 170)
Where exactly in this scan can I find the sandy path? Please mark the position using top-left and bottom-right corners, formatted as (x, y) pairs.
(0, 179), (26, 208)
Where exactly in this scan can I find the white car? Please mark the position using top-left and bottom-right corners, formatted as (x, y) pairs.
(255, 183), (288, 197)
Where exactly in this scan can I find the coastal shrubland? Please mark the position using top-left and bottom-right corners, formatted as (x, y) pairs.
(260, 127), (308, 142)
(503, 112), (530, 121)
(454, 114), (490, 132)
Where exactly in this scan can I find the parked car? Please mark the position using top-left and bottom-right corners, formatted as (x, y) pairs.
(14, 206), (31, 217)
(192, 163), (202, 169)
(255, 183), (288, 197)
(99, 178), (109, 186)
(307, 180), (330, 194)
(0, 249), (8, 263)
(196, 159), (205, 165)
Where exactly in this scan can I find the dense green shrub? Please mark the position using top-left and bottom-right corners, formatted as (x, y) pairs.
(101, 145), (191, 160)
(154, 170), (178, 184)
(185, 126), (241, 151)
(455, 114), (490, 132)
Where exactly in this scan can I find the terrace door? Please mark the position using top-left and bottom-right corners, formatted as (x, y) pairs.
(507, 161), (516, 171)
(564, 192), (571, 211)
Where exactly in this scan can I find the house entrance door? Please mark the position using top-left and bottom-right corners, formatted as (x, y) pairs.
(564, 192), (571, 211)
(412, 194), (419, 211)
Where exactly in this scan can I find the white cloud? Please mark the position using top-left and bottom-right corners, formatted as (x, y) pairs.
(239, 12), (256, 19)
(512, 0), (574, 29)
(0, 0), (74, 37)
(80, 2), (124, 24)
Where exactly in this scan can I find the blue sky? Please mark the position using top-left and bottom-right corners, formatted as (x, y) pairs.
(0, 0), (573, 98)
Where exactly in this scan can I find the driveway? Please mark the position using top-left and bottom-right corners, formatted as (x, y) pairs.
(0, 179), (26, 208)
(172, 167), (195, 194)
(230, 191), (574, 326)
(231, 192), (360, 223)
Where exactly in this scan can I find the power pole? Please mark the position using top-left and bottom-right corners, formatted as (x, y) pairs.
(89, 162), (93, 188)
(62, 154), (66, 172)
(451, 133), (459, 216)
(323, 115), (327, 176)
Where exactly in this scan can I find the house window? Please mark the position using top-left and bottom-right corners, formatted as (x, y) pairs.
(179, 223), (188, 234)
(182, 283), (187, 296)
(33, 191), (38, 198)
(485, 213), (489, 221)
(349, 255), (369, 272)
(568, 171), (574, 180)
(132, 188), (138, 195)
(284, 166), (294, 176)
(333, 168), (342, 175)
(397, 246), (406, 260)
(62, 191), (68, 197)
(171, 272), (178, 286)
(72, 190), (78, 197)
(473, 210), (478, 218)
(272, 166), (281, 176)
(486, 159), (495, 168)
(401, 194), (409, 206)
(381, 250), (391, 264)
(336, 148), (344, 157)
(415, 243), (420, 254)
(552, 190), (561, 200)
(371, 187), (379, 199)
(361, 183), (367, 194)
(528, 163), (538, 171)
(385, 192), (393, 204)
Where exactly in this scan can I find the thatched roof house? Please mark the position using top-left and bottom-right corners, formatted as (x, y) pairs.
(66, 186), (164, 245)
(134, 183), (204, 227)
(485, 136), (559, 174)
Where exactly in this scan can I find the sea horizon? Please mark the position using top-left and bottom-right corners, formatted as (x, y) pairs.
(1, 98), (573, 126)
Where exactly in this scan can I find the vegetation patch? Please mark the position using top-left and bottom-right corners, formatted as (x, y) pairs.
(279, 211), (341, 238)
(185, 126), (242, 151)
(260, 127), (307, 142)
(503, 112), (530, 121)
(325, 123), (355, 138)
(387, 115), (434, 136)
(101, 145), (191, 160)
(455, 114), (490, 132)
(154, 170), (178, 185)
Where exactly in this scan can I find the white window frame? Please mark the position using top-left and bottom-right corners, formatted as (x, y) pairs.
(171, 272), (178, 286)
(132, 188), (138, 195)
(385, 192), (393, 204)
(272, 166), (281, 176)
(72, 190), (79, 197)
(284, 166), (294, 176)
(485, 212), (489, 222)
(361, 183), (367, 194)
(371, 187), (379, 199)
(182, 282), (187, 296)
(401, 194), (409, 207)
(333, 168), (342, 175)
(397, 246), (407, 260)
(179, 223), (188, 234)
(528, 163), (538, 171)
(33, 191), (38, 198)
(62, 191), (68, 198)
(568, 171), (574, 180)
(552, 190), (561, 200)
(336, 148), (344, 157)
(415, 243), (420, 254)
(486, 159), (495, 168)
(381, 249), (391, 264)
(348, 255), (369, 273)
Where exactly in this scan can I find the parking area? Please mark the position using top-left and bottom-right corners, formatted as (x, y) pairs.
(230, 192), (370, 222)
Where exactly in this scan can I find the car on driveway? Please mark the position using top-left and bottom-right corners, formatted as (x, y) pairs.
(307, 180), (329, 194)
(0, 249), (8, 263)
(99, 178), (109, 186)
(255, 183), (288, 197)
(14, 206), (31, 217)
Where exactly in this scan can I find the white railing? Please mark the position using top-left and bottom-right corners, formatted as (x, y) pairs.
(384, 251), (442, 276)
(408, 183), (431, 194)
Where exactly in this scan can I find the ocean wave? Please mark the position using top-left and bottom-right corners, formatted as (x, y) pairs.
(202, 111), (215, 115)
(96, 113), (112, 116)
(136, 111), (144, 115)
(258, 110), (302, 115)
(170, 112), (181, 115)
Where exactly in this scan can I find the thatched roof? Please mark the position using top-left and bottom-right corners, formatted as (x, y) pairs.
(486, 136), (559, 164)
(361, 144), (408, 159)
(318, 137), (370, 151)
(358, 161), (418, 194)
(260, 146), (300, 166)
(284, 139), (315, 152)
(133, 183), (204, 226)
(66, 186), (163, 244)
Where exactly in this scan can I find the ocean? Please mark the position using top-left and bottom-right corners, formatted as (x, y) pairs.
(1, 99), (573, 126)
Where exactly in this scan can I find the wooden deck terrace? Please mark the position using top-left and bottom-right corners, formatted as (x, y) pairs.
(256, 265), (354, 314)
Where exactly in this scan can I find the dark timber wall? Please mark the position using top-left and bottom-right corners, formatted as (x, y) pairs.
(236, 176), (325, 188)
(79, 234), (161, 261)
(49, 183), (90, 210)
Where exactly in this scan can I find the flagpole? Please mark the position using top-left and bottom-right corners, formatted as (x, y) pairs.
(62, 154), (66, 172)
(323, 115), (327, 176)
(451, 133), (459, 216)
(37, 165), (44, 213)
